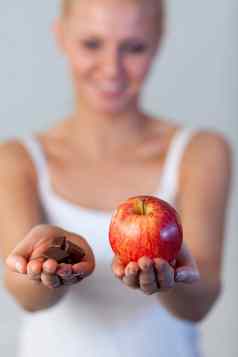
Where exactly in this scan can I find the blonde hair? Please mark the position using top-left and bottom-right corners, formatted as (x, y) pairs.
(61, 0), (164, 20)
(61, 0), (73, 17)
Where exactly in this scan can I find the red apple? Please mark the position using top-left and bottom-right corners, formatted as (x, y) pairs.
(109, 195), (183, 265)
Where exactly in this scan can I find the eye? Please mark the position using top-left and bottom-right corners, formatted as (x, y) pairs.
(122, 43), (148, 54)
(81, 39), (101, 50)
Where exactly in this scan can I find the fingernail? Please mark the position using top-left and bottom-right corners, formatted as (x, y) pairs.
(16, 262), (24, 273)
(29, 268), (39, 276)
(175, 271), (200, 283)
(128, 268), (137, 275)
(175, 271), (186, 282)
(57, 269), (71, 277)
(44, 267), (53, 274)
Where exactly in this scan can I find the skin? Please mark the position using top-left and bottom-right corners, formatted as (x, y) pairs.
(7, 0), (171, 292)
(4, 0), (232, 320)
(6, 225), (95, 289)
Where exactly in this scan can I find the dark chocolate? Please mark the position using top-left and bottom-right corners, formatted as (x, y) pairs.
(41, 246), (70, 263)
(30, 236), (85, 264)
(52, 236), (66, 248)
(64, 240), (85, 264)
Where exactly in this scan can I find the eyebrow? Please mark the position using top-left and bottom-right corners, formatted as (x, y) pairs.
(78, 34), (148, 42)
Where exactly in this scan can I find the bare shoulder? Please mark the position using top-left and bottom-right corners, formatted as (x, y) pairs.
(0, 138), (37, 184)
(183, 129), (232, 173)
(180, 128), (233, 199)
(186, 129), (231, 157)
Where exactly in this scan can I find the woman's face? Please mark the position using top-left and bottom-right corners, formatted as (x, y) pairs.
(55, 0), (162, 114)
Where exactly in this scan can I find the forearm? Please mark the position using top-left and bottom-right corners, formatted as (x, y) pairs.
(4, 268), (68, 313)
(158, 265), (221, 323)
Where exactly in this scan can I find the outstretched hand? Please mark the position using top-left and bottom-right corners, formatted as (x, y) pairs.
(5, 225), (95, 289)
(111, 241), (200, 295)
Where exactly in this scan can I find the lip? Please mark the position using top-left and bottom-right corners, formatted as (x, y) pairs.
(97, 85), (125, 98)
(99, 89), (124, 97)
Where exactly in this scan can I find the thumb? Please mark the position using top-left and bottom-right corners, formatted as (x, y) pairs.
(5, 230), (36, 274)
(174, 266), (200, 284)
(174, 241), (200, 284)
(5, 225), (66, 274)
(111, 255), (125, 279)
(5, 255), (28, 274)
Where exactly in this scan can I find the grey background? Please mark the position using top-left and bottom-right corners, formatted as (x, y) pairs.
(0, 1), (237, 356)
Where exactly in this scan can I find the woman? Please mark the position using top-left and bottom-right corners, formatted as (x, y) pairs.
(0, 0), (232, 356)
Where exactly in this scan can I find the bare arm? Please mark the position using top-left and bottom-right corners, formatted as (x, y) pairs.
(0, 141), (94, 312)
(157, 130), (233, 322)
(112, 130), (233, 322)
(0, 141), (70, 312)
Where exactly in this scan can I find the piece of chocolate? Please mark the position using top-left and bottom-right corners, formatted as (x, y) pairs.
(64, 240), (85, 264)
(30, 236), (85, 264)
(52, 236), (66, 249)
(41, 246), (70, 263)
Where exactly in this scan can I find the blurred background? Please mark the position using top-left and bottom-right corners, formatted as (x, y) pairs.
(0, 1), (237, 356)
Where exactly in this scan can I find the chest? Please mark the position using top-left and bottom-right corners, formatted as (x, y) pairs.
(46, 154), (167, 212)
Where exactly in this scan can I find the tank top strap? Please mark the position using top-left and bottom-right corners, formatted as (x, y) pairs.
(158, 127), (196, 201)
(20, 134), (50, 191)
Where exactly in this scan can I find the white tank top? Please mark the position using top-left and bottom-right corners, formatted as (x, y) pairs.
(18, 127), (202, 357)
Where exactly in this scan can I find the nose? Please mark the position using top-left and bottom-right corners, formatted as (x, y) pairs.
(100, 48), (124, 79)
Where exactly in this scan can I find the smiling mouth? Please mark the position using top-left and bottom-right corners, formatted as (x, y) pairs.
(97, 85), (126, 97)
(101, 89), (124, 96)
(97, 81), (125, 90)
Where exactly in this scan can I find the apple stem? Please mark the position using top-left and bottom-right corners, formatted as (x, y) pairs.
(142, 199), (145, 215)
(134, 198), (146, 215)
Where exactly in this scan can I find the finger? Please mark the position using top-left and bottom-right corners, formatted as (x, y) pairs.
(42, 259), (58, 275)
(56, 263), (72, 276)
(6, 226), (67, 273)
(27, 259), (43, 281)
(41, 272), (62, 289)
(67, 234), (95, 265)
(29, 242), (52, 261)
(72, 261), (94, 279)
(111, 255), (125, 279)
(5, 255), (28, 274)
(61, 276), (79, 286)
(170, 259), (176, 268)
(10, 225), (66, 258)
(139, 273), (158, 295)
(175, 267), (200, 284)
(122, 262), (140, 289)
(138, 257), (158, 295)
(138, 256), (154, 273)
(56, 262), (79, 285)
(174, 241), (200, 283)
(154, 258), (175, 291)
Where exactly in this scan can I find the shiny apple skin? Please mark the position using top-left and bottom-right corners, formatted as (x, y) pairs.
(109, 195), (183, 265)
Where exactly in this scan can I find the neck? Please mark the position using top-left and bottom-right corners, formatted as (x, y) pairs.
(66, 101), (150, 160)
